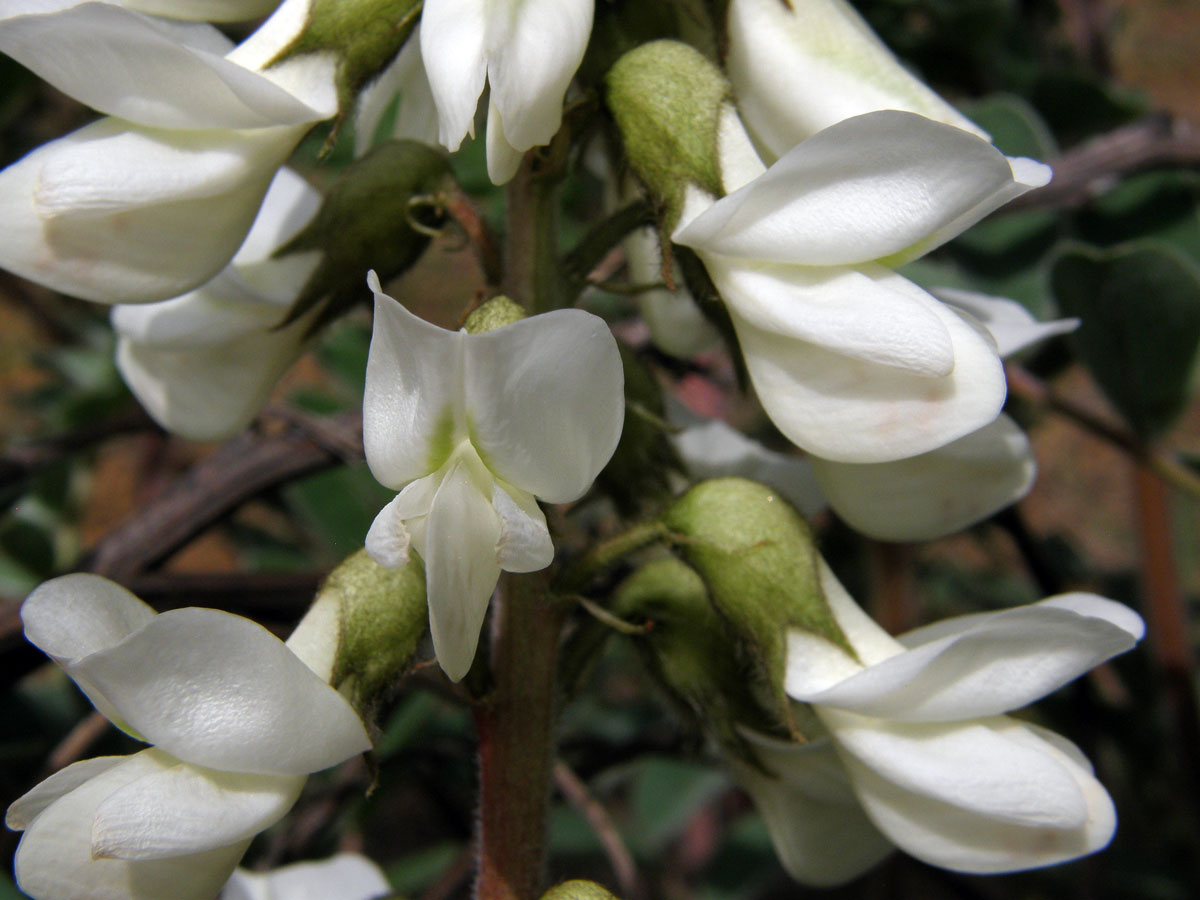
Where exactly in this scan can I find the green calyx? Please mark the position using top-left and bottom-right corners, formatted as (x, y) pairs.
(322, 549), (429, 718)
(270, 0), (423, 121)
(463, 295), (529, 334)
(276, 139), (455, 332)
(659, 478), (852, 724)
(613, 556), (787, 750)
(605, 40), (730, 233)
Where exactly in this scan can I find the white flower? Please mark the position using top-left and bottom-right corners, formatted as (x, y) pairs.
(673, 108), (1051, 463)
(220, 853), (390, 900)
(725, 728), (894, 887)
(110, 166), (322, 441)
(0, 0), (335, 303)
(420, 0), (593, 183)
(772, 559), (1144, 878)
(5, 573), (370, 900)
(362, 273), (624, 680)
(671, 409), (1036, 543)
(725, 0), (989, 162)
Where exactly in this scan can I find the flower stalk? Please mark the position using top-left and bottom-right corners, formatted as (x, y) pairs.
(474, 571), (565, 900)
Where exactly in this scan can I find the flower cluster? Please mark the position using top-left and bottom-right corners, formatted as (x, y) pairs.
(7, 574), (369, 900)
(0, 0), (1151, 895)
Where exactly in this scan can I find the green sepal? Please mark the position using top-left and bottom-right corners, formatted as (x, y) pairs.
(463, 295), (528, 334)
(659, 478), (852, 723)
(322, 548), (429, 721)
(275, 139), (455, 334)
(270, 0), (423, 125)
(605, 40), (730, 234)
(613, 556), (787, 755)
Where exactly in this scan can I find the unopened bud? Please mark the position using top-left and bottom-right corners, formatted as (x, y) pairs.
(660, 478), (851, 720)
(463, 295), (528, 334)
(276, 139), (455, 330)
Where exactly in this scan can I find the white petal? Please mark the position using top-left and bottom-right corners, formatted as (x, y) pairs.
(485, 0), (592, 151)
(0, 118), (301, 304)
(114, 299), (311, 441)
(834, 715), (1115, 873)
(626, 226), (721, 358)
(355, 30), (440, 154)
(785, 558), (905, 701)
(119, 0), (282, 22)
(898, 592), (1146, 648)
(92, 754), (302, 859)
(726, 0), (989, 160)
(0, 4), (325, 129)
(732, 289), (1006, 463)
(675, 111), (1050, 268)
(464, 309), (623, 502)
(68, 608), (370, 775)
(420, 0), (488, 150)
(22, 573), (156, 663)
(231, 166), (321, 268)
(729, 731), (894, 886)
(363, 274), (467, 488)
(797, 599), (1141, 721)
(221, 854), (391, 900)
(933, 287), (1080, 358)
(810, 413), (1036, 541)
(365, 492), (415, 570)
(6, 756), (125, 831)
(669, 408), (825, 517)
(715, 102), (768, 193)
(13, 750), (250, 900)
(492, 482), (554, 572)
(422, 455), (501, 682)
(485, 95), (526, 185)
(703, 256), (955, 376)
(828, 712), (1089, 828)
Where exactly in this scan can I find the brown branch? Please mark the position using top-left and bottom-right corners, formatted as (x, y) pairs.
(83, 412), (362, 582)
(1004, 114), (1200, 213)
(553, 759), (645, 900)
(0, 407), (155, 494)
(1006, 365), (1200, 501)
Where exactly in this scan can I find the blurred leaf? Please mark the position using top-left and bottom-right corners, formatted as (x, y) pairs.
(1075, 171), (1200, 253)
(385, 841), (461, 896)
(284, 463), (394, 559)
(962, 93), (1058, 159)
(1029, 69), (1147, 145)
(1051, 241), (1200, 437)
(626, 757), (726, 857)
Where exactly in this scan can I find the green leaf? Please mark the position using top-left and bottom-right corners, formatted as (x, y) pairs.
(962, 93), (1058, 160)
(1051, 241), (1200, 437)
(627, 756), (726, 856)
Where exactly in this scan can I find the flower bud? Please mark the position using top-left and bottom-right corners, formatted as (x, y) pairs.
(613, 556), (785, 750)
(463, 295), (528, 335)
(605, 40), (730, 231)
(541, 881), (623, 900)
(275, 139), (455, 330)
(288, 549), (428, 718)
(271, 0), (423, 118)
(660, 478), (851, 719)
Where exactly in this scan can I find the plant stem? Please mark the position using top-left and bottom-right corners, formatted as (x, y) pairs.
(474, 570), (565, 900)
(1132, 462), (1200, 833)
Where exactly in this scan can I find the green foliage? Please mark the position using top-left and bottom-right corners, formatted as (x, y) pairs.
(1052, 241), (1200, 437)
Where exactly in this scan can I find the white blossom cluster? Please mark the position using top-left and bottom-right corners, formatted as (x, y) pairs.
(0, 0), (1143, 896)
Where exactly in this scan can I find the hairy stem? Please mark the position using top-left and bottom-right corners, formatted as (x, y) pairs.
(474, 571), (565, 900)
